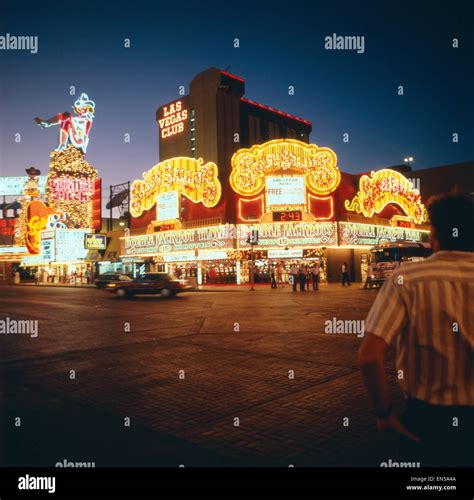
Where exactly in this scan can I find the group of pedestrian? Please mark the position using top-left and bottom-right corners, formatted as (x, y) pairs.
(284, 262), (320, 292)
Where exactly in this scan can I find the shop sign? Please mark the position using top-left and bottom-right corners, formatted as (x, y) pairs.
(48, 176), (95, 202)
(0, 245), (28, 254)
(122, 225), (236, 256)
(158, 100), (188, 139)
(25, 200), (56, 254)
(0, 175), (47, 196)
(238, 222), (336, 248)
(130, 157), (221, 217)
(338, 222), (428, 246)
(268, 248), (303, 259)
(164, 253), (195, 263)
(344, 169), (427, 224)
(163, 250), (229, 263)
(198, 251), (228, 261)
(230, 139), (341, 197)
(84, 233), (107, 250)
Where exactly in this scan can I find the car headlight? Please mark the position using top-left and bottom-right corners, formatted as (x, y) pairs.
(370, 275), (375, 279)
(106, 283), (117, 288)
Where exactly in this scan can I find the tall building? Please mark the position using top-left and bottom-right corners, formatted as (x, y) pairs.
(155, 68), (312, 224)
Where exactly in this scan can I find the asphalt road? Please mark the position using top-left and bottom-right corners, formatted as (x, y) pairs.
(0, 283), (402, 467)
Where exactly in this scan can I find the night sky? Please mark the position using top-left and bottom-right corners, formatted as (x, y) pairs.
(1, 0), (473, 192)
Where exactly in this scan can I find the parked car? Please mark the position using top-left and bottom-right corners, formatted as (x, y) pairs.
(94, 273), (132, 289)
(105, 272), (190, 298)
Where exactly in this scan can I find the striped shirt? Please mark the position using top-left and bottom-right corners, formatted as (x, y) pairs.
(365, 251), (474, 406)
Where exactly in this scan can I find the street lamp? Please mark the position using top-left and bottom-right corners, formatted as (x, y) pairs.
(404, 156), (414, 167)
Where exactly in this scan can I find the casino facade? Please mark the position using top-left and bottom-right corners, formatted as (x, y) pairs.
(121, 68), (432, 285)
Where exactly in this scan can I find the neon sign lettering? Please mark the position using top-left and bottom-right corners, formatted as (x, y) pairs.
(230, 139), (341, 197)
(48, 176), (95, 202)
(344, 169), (427, 224)
(130, 157), (221, 217)
(158, 100), (188, 139)
(24, 200), (55, 254)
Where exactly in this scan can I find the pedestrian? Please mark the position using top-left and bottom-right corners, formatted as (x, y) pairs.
(270, 265), (277, 289)
(276, 262), (284, 288)
(358, 192), (474, 467)
(34, 270), (40, 285)
(289, 263), (298, 292)
(342, 261), (351, 286)
(305, 265), (311, 290)
(312, 262), (320, 290)
(298, 263), (306, 292)
(85, 268), (91, 284)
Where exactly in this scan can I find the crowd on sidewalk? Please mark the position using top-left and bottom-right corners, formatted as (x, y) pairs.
(269, 261), (352, 291)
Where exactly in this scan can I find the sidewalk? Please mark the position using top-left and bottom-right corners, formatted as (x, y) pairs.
(15, 282), (95, 288)
(195, 282), (365, 292)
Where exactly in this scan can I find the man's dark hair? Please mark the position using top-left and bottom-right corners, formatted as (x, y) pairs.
(426, 191), (474, 251)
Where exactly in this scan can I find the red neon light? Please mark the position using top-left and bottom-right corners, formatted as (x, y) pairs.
(241, 97), (312, 126)
(220, 70), (245, 82)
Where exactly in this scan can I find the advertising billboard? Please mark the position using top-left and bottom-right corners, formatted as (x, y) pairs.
(266, 177), (305, 206)
(84, 233), (107, 250)
(157, 191), (179, 221)
(0, 176), (48, 196)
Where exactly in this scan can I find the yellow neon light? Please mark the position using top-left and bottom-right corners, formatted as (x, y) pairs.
(344, 169), (427, 225)
(130, 157), (222, 217)
(307, 194), (334, 221)
(230, 139), (341, 197)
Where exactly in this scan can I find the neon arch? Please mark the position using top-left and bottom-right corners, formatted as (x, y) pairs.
(344, 169), (427, 224)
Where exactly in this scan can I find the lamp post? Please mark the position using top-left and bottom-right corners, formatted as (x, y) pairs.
(404, 156), (414, 167)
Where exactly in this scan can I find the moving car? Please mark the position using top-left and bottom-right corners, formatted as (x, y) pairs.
(105, 272), (189, 298)
(94, 273), (132, 289)
(364, 241), (431, 288)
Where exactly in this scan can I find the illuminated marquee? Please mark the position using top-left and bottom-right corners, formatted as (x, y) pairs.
(158, 100), (188, 139)
(130, 157), (222, 218)
(338, 222), (429, 246)
(122, 224), (235, 256)
(344, 169), (426, 224)
(230, 139), (341, 197)
(237, 222), (336, 248)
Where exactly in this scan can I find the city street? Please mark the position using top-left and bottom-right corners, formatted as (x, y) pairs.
(1, 284), (404, 467)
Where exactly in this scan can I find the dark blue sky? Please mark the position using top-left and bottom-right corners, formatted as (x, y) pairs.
(1, 0), (473, 190)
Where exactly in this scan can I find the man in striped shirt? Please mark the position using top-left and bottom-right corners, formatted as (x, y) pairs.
(358, 192), (474, 466)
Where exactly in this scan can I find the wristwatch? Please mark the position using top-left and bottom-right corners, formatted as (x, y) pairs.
(375, 404), (393, 419)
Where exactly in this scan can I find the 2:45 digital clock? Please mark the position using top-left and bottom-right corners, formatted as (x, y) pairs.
(272, 211), (302, 222)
